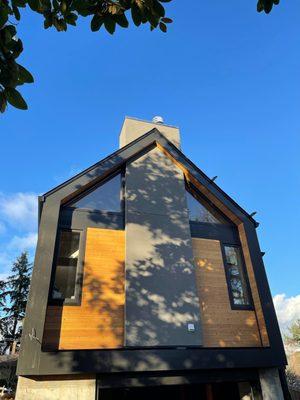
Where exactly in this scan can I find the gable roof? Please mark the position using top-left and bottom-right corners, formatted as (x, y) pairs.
(40, 128), (258, 227)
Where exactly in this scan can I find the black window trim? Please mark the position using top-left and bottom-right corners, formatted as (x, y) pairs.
(185, 180), (233, 226)
(49, 228), (86, 306)
(64, 169), (125, 215)
(220, 243), (254, 311)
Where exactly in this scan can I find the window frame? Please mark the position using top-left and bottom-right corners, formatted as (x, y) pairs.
(185, 180), (232, 226)
(49, 228), (86, 306)
(64, 170), (125, 215)
(220, 243), (254, 311)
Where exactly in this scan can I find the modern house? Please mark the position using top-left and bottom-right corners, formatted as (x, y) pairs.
(16, 117), (288, 399)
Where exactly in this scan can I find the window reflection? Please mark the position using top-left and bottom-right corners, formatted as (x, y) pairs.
(186, 190), (225, 224)
(224, 246), (250, 306)
(52, 230), (80, 301)
(69, 174), (121, 212)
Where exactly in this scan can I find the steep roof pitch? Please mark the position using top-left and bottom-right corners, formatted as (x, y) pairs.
(40, 128), (258, 227)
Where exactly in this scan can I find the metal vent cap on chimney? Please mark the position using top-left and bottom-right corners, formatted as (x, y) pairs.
(152, 116), (164, 124)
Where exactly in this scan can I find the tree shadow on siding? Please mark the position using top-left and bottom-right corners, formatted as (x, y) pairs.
(46, 144), (252, 375)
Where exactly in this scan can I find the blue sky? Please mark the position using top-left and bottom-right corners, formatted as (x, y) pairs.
(1, 1), (299, 328)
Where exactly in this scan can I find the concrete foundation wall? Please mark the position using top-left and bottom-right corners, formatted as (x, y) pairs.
(259, 368), (284, 400)
(15, 375), (96, 400)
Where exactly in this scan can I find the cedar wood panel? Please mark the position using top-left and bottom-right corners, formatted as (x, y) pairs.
(192, 237), (266, 347)
(43, 228), (125, 350)
(43, 231), (268, 350)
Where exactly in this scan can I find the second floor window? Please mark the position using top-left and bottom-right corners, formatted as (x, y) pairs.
(223, 245), (251, 308)
(68, 173), (122, 212)
(52, 230), (81, 302)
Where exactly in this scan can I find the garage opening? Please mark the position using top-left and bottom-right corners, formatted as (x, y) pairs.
(98, 381), (262, 400)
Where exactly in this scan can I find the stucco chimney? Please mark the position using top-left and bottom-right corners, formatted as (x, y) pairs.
(119, 116), (181, 149)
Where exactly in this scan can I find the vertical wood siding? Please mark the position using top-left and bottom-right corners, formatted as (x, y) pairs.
(192, 238), (264, 347)
(42, 228), (125, 350)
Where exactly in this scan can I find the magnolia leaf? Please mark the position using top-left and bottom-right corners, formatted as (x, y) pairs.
(159, 21), (167, 32)
(12, 6), (21, 21)
(28, 0), (41, 12)
(161, 17), (172, 23)
(65, 12), (78, 26)
(4, 88), (28, 110)
(0, 9), (9, 29)
(104, 17), (116, 34)
(152, 0), (165, 17)
(114, 13), (129, 28)
(91, 14), (103, 31)
(0, 92), (7, 113)
(18, 65), (34, 84)
(131, 4), (141, 26)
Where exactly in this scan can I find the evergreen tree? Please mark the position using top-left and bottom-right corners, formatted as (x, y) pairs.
(2, 252), (32, 353)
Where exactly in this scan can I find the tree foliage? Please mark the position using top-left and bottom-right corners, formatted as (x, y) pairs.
(0, 252), (32, 354)
(0, 0), (280, 113)
(284, 319), (300, 348)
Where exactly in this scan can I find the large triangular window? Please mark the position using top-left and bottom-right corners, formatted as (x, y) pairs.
(68, 173), (122, 212)
(186, 188), (226, 224)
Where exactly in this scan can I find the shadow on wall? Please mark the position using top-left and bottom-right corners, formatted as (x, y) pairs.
(44, 144), (256, 373)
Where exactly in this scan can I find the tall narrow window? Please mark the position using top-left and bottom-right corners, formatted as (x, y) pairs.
(69, 173), (122, 212)
(186, 190), (226, 224)
(223, 245), (251, 308)
(52, 230), (81, 301)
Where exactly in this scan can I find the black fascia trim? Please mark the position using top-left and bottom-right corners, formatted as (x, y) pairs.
(42, 129), (160, 199)
(189, 222), (240, 244)
(160, 137), (259, 227)
(96, 368), (260, 389)
(24, 347), (286, 376)
(185, 179), (233, 226)
(63, 168), (124, 211)
(42, 127), (258, 227)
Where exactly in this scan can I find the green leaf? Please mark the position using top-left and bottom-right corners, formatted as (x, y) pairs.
(161, 17), (172, 23)
(3, 25), (17, 46)
(262, 0), (273, 13)
(44, 15), (53, 28)
(0, 92), (7, 113)
(28, 0), (41, 12)
(114, 13), (129, 28)
(12, 0), (27, 7)
(18, 64), (34, 84)
(53, 17), (67, 31)
(159, 21), (167, 32)
(4, 88), (28, 110)
(12, 5), (21, 21)
(65, 12), (78, 26)
(131, 4), (141, 26)
(0, 8), (9, 28)
(152, 0), (165, 17)
(91, 14), (103, 32)
(257, 1), (264, 12)
(104, 16), (116, 34)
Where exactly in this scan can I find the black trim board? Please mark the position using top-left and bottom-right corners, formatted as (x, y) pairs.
(17, 128), (286, 376)
(97, 368), (260, 388)
(19, 347), (286, 376)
